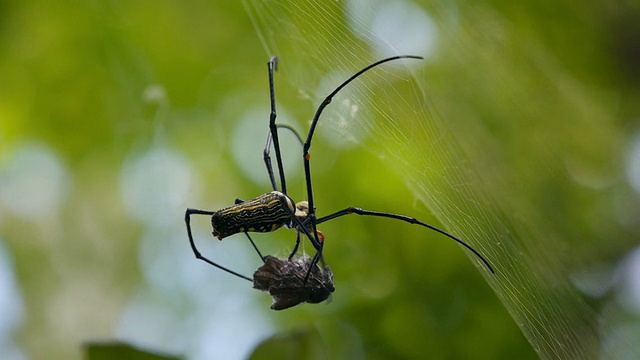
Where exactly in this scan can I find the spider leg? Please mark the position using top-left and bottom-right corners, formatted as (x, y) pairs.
(267, 56), (288, 194)
(276, 124), (304, 145)
(287, 227), (326, 261)
(289, 215), (323, 252)
(185, 208), (253, 281)
(244, 232), (265, 262)
(316, 207), (495, 274)
(300, 56), (423, 260)
(288, 214), (326, 283)
(287, 230), (301, 260)
(263, 124), (304, 192)
(263, 132), (279, 192)
(303, 229), (326, 282)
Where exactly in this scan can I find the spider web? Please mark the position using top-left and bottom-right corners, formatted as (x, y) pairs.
(240, 0), (631, 359)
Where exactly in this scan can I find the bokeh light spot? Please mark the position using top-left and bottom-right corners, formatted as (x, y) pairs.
(626, 130), (640, 195)
(0, 240), (25, 360)
(617, 246), (640, 314)
(347, 0), (438, 60)
(0, 142), (69, 219)
(231, 108), (301, 187)
(120, 147), (194, 227)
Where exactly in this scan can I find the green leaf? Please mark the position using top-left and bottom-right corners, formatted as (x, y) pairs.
(83, 341), (181, 360)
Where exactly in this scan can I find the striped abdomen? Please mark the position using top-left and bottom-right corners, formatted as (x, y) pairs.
(211, 191), (295, 240)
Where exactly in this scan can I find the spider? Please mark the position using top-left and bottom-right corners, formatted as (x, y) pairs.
(185, 55), (494, 284)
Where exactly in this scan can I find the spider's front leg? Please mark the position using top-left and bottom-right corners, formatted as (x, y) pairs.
(316, 207), (495, 274)
(266, 55), (288, 194)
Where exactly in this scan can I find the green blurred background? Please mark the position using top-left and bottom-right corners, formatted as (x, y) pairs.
(1, 0), (639, 359)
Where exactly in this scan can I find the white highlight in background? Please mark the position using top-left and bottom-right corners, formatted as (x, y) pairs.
(120, 147), (194, 227)
(347, 0), (438, 60)
(0, 142), (69, 219)
(0, 241), (25, 360)
(231, 108), (302, 188)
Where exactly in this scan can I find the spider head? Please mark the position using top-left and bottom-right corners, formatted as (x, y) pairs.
(294, 201), (309, 221)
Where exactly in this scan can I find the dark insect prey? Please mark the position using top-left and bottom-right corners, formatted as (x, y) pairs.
(253, 255), (335, 310)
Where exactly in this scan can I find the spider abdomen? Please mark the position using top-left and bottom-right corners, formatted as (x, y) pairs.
(211, 191), (295, 239)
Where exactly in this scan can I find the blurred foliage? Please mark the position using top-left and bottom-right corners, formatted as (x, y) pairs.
(0, 0), (639, 359)
(249, 327), (327, 360)
(84, 342), (181, 360)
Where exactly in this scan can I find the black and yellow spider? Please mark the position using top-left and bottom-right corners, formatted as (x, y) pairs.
(185, 55), (494, 283)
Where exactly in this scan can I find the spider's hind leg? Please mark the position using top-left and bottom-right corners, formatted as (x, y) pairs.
(184, 208), (253, 281)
